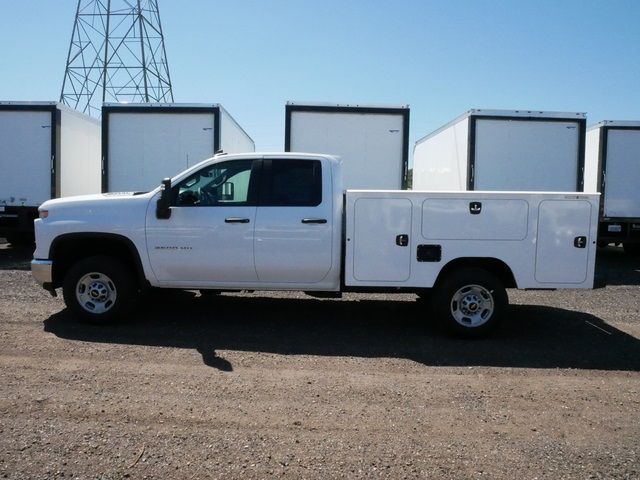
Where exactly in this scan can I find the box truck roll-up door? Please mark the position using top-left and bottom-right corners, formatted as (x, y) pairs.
(108, 113), (215, 192)
(289, 111), (405, 190)
(0, 111), (52, 206)
(474, 119), (581, 191)
(535, 200), (592, 284)
(603, 129), (640, 218)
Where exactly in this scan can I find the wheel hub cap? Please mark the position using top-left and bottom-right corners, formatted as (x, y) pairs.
(451, 285), (495, 328)
(76, 272), (117, 314)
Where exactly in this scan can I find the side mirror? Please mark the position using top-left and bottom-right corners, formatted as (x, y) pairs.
(222, 181), (234, 200)
(156, 178), (172, 219)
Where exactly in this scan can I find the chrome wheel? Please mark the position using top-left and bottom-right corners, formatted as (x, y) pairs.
(75, 272), (118, 314)
(450, 284), (494, 328)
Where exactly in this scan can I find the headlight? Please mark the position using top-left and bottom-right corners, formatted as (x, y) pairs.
(39, 210), (49, 219)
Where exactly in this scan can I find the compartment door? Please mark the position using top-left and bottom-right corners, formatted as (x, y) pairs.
(535, 200), (592, 284)
(353, 198), (412, 282)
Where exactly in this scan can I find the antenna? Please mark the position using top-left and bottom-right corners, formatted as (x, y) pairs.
(60, 0), (174, 117)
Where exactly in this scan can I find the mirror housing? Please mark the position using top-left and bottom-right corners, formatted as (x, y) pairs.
(156, 178), (172, 219)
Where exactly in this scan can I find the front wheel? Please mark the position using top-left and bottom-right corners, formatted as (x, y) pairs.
(432, 267), (508, 337)
(62, 256), (136, 323)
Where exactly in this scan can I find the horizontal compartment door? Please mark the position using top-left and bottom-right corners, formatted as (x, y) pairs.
(422, 199), (528, 240)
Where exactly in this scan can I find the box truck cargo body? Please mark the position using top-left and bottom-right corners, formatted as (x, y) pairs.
(102, 103), (254, 193)
(284, 102), (410, 189)
(412, 110), (586, 192)
(0, 102), (100, 242)
(584, 121), (640, 252)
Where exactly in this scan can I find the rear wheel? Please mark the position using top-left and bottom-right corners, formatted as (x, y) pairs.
(433, 267), (507, 337)
(623, 242), (640, 256)
(62, 256), (136, 323)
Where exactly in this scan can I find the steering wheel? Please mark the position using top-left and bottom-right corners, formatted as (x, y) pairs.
(178, 189), (200, 206)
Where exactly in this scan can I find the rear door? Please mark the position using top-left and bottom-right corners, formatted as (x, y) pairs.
(535, 200), (593, 284)
(0, 110), (52, 206)
(253, 158), (333, 283)
(603, 128), (640, 218)
(474, 119), (581, 191)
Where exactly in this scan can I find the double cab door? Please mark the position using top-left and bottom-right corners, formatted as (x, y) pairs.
(145, 156), (333, 287)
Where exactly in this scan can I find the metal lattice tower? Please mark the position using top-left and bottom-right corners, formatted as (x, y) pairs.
(60, 0), (174, 117)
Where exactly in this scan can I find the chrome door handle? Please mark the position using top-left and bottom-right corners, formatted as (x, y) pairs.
(225, 217), (250, 223)
(301, 218), (327, 224)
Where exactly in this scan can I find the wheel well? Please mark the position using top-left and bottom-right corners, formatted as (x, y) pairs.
(49, 233), (147, 289)
(434, 258), (517, 289)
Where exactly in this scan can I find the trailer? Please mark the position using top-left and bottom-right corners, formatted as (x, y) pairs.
(102, 103), (254, 193)
(284, 102), (410, 190)
(412, 109), (586, 192)
(0, 102), (100, 244)
(584, 121), (640, 254)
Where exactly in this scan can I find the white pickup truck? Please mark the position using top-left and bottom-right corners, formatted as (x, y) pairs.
(32, 153), (599, 336)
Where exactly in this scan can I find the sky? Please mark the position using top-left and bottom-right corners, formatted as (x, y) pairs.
(1, 0), (639, 155)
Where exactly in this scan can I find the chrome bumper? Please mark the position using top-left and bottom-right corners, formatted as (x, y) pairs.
(31, 259), (53, 286)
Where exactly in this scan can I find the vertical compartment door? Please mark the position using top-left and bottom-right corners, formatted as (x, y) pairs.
(353, 198), (412, 282)
(535, 200), (592, 284)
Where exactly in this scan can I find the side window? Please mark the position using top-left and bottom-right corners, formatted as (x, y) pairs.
(262, 160), (322, 206)
(173, 159), (254, 207)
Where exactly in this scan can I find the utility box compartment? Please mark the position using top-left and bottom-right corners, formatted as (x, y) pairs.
(584, 121), (640, 247)
(0, 102), (100, 239)
(102, 103), (254, 193)
(285, 102), (410, 190)
(412, 109), (586, 192)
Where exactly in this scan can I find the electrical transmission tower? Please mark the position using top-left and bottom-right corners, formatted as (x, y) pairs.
(60, 0), (174, 117)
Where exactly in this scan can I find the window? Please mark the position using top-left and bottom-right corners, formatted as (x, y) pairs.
(173, 159), (254, 207)
(262, 160), (322, 206)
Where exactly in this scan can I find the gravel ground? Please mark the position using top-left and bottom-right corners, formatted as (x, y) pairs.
(0, 240), (639, 479)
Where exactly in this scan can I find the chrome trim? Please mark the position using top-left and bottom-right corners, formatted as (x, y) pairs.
(31, 260), (53, 286)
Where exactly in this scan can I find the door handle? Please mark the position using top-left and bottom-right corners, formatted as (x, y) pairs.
(301, 218), (327, 224)
(574, 236), (587, 248)
(225, 217), (250, 223)
(396, 234), (409, 247)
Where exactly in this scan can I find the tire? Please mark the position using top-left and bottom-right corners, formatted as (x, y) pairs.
(623, 242), (640, 256)
(432, 267), (508, 338)
(62, 256), (136, 323)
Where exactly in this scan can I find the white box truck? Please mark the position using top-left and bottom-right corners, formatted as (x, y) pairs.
(102, 103), (254, 193)
(584, 121), (640, 254)
(0, 102), (101, 244)
(284, 102), (410, 189)
(412, 109), (586, 192)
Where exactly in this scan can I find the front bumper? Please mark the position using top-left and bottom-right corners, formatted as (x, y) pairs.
(31, 259), (53, 286)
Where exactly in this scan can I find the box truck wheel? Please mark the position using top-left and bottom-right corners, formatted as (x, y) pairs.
(623, 242), (640, 256)
(433, 267), (507, 337)
(62, 256), (136, 323)
(6, 233), (35, 246)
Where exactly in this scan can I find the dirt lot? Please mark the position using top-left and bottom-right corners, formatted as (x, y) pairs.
(0, 240), (639, 479)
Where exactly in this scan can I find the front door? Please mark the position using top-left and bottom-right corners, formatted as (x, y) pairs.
(146, 158), (260, 286)
(254, 158), (333, 284)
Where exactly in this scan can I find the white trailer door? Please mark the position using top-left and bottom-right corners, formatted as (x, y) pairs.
(0, 111), (52, 206)
(289, 111), (404, 190)
(108, 112), (215, 192)
(474, 119), (580, 191)
(535, 200), (592, 284)
(603, 129), (640, 218)
(352, 198), (412, 282)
